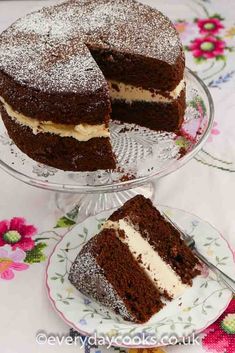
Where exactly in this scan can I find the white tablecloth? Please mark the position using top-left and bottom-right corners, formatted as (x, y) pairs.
(0, 1), (234, 353)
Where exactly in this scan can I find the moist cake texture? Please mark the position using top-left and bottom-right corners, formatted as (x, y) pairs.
(0, 0), (185, 171)
(69, 195), (200, 323)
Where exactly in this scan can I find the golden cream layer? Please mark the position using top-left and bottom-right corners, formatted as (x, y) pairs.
(108, 79), (185, 103)
(103, 219), (188, 298)
(0, 96), (110, 142)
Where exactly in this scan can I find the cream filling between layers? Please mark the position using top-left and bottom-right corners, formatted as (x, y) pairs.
(0, 96), (110, 142)
(103, 219), (188, 298)
(108, 79), (185, 104)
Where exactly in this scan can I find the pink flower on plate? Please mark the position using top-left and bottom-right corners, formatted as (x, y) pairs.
(0, 247), (29, 280)
(174, 21), (196, 42)
(189, 36), (226, 59)
(197, 18), (224, 35)
(208, 122), (220, 143)
(0, 217), (37, 251)
(199, 262), (210, 278)
(202, 299), (235, 353)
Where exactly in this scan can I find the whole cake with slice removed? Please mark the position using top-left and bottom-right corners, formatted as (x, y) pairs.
(69, 195), (200, 323)
(0, 0), (185, 171)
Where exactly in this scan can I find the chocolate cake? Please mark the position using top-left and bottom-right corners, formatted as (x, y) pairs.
(0, 0), (185, 171)
(69, 195), (200, 323)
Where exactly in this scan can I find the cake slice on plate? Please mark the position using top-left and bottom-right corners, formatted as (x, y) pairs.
(69, 195), (200, 323)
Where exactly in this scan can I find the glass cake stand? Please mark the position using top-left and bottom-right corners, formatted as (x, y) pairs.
(0, 68), (214, 219)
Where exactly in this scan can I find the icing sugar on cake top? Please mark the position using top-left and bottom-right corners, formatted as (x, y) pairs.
(0, 0), (182, 93)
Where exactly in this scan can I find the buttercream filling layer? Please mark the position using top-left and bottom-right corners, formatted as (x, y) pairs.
(0, 96), (110, 142)
(108, 79), (185, 103)
(103, 219), (188, 298)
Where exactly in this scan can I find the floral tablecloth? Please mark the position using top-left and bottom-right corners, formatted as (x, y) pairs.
(0, 1), (234, 352)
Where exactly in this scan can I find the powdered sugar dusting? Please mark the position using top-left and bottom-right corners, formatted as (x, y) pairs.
(0, 28), (105, 93)
(0, 0), (182, 93)
(12, 4), (83, 41)
(69, 239), (134, 322)
(81, 0), (181, 63)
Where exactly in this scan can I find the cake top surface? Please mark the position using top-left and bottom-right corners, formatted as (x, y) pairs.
(0, 0), (182, 94)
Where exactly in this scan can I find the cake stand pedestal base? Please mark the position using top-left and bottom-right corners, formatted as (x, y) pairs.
(54, 182), (155, 222)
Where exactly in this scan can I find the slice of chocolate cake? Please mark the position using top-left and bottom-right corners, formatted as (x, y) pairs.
(69, 195), (200, 323)
(69, 228), (164, 323)
(0, 0), (185, 171)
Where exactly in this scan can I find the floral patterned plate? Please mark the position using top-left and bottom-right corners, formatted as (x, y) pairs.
(46, 206), (234, 348)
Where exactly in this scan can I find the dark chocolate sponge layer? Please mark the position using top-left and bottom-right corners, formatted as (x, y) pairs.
(111, 89), (186, 132)
(89, 47), (184, 92)
(0, 66), (111, 126)
(0, 106), (116, 171)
